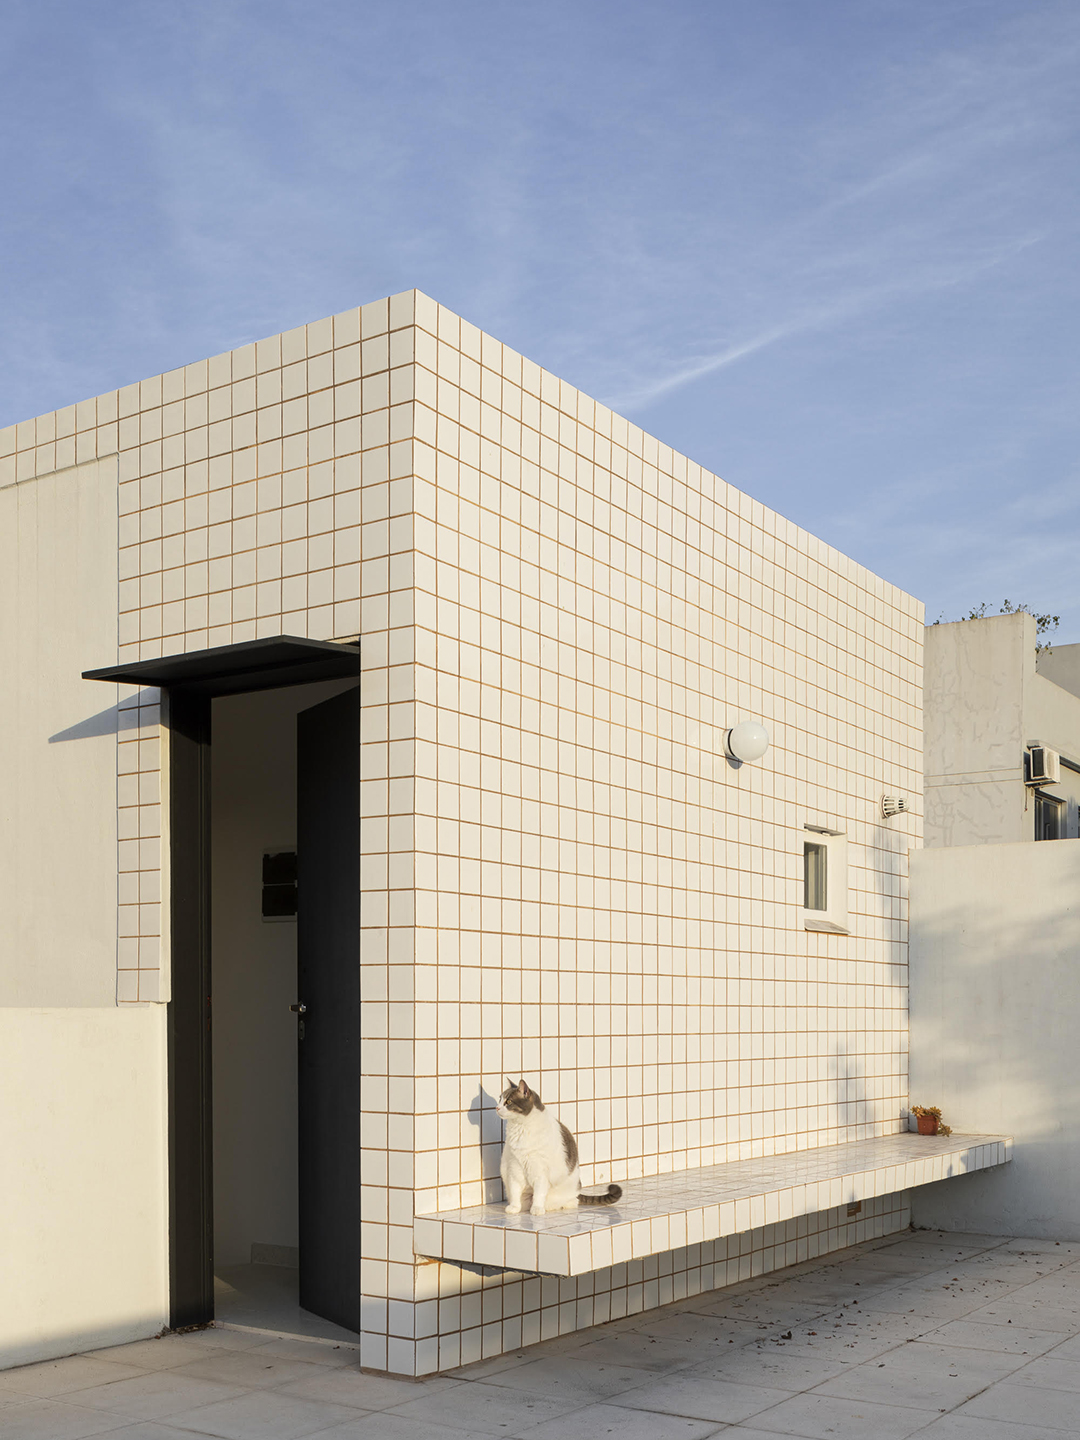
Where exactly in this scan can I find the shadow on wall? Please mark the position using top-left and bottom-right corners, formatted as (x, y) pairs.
(49, 688), (160, 743)
(909, 840), (1080, 1240)
(821, 819), (913, 1139)
(467, 1086), (504, 1203)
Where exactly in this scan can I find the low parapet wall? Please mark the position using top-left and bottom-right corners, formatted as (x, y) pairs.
(910, 839), (1080, 1238)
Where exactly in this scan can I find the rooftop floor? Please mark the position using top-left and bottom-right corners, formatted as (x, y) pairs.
(416, 1131), (1012, 1276)
(5, 1228), (1080, 1439)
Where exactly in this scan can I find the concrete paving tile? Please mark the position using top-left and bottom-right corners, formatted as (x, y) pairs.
(624, 1310), (774, 1347)
(833, 1254), (941, 1276)
(760, 1276), (904, 1310)
(687, 1344), (856, 1390)
(927, 1319), (1070, 1356)
(478, 1354), (651, 1402)
(1047, 1334), (1080, 1362)
(0, 1396), (133, 1439)
(443, 1350), (533, 1380)
(1007, 1355), (1080, 1393)
(873, 1237), (1002, 1262)
(737, 1306), (934, 1361)
(970, 1299), (1080, 1333)
(275, 1370), (461, 1410)
(685, 1293), (829, 1326)
(161, 1389), (363, 1440)
(856, 1281), (1008, 1321)
(998, 1240), (1080, 1259)
(385, 1379), (582, 1434)
(610, 1372), (792, 1423)
(816, 1338), (1026, 1409)
(163, 1328), (268, 1353)
(0, 1356), (148, 1398)
(519, 1401), (721, 1440)
(170, 1351), (337, 1390)
(301, 1416), (570, 1440)
(243, 1338), (359, 1368)
(61, 1372), (248, 1420)
(957, 1379), (1080, 1431)
(1009, 1274), (1080, 1297)
(735, 1390), (940, 1439)
(71, 1426), (227, 1440)
(897, 1415), (1080, 1439)
(567, 1328), (719, 1371)
(85, 1338), (215, 1371)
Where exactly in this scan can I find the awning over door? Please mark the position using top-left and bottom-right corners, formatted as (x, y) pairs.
(83, 636), (360, 697)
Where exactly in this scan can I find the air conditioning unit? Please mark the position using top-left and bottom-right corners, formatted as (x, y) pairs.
(1027, 745), (1060, 786)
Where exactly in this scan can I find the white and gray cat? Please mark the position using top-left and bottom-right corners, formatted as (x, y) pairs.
(496, 1079), (622, 1215)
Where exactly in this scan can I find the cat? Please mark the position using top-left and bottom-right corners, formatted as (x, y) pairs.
(496, 1078), (622, 1215)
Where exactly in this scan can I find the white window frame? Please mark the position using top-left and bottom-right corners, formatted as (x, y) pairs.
(803, 824), (849, 934)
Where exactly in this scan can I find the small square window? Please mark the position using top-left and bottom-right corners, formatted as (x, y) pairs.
(804, 841), (827, 911)
(803, 825), (848, 934)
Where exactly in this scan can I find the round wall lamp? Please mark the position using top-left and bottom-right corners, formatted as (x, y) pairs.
(724, 720), (770, 763)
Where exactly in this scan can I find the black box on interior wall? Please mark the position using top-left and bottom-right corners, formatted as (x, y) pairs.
(262, 850), (297, 920)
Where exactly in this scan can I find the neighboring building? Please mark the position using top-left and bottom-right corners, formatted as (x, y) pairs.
(3, 291), (1000, 1377)
(912, 611), (1080, 1239)
(924, 612), (1080, 846)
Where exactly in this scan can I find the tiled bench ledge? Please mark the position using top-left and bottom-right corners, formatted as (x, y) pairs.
(414, 1132), (1011, 1278)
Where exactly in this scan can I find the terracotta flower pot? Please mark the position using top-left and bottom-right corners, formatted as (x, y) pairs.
(916, 1114), (938, 1136)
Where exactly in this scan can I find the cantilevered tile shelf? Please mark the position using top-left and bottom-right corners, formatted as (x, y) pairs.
(414, 1133), (1011, 1278)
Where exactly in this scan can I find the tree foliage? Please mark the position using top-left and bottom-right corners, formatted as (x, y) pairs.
(934, 601), (1060, 653)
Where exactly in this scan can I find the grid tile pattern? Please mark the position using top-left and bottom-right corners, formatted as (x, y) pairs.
(416, 1133), (1010, 1276)
(3, 289), (925, 1371)
(380, 1192), (911, 1374)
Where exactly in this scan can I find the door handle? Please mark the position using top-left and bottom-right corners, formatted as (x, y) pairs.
(290, 1003), (307, 1013)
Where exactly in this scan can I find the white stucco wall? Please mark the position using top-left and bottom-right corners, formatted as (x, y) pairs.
(0, 1007), (168, 1368)
(0, 457), (119, 1005)
(0, 458), (170, 1368)
(910, 840), (1080, 1238)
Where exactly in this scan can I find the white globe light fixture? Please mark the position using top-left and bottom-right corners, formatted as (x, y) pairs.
(724, 719), (770, 763)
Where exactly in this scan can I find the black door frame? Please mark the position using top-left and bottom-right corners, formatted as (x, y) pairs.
(83, 638), (360, 1331)
(166, 688), (214, 1328)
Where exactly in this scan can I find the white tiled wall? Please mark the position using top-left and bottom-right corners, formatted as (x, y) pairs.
(1, 290), (923, 1371)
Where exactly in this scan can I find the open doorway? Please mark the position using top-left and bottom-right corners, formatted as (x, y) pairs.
(83, 637), (363, 1339)
(210, 679), (359, 1342)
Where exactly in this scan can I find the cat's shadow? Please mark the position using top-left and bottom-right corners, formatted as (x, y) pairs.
(467, 1086), (506, 1204)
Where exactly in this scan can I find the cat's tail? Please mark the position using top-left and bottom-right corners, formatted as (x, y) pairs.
(578, 1184), (622, 1206)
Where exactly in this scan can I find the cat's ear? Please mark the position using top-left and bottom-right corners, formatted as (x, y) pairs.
(518, 1079), (530, 1098)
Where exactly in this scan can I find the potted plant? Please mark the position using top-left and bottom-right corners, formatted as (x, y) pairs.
(911, 1105), (952, 1137)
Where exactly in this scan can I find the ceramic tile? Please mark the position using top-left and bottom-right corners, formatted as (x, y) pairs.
(14, 288), (933, 1372)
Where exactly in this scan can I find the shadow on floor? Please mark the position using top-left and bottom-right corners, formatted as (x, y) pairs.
(213, 1262), (360, 1345)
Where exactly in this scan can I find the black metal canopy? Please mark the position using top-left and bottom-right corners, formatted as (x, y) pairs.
(83, 636), (360, 698)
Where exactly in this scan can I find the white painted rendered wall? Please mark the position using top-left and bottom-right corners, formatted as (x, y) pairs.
(910, 840), (1080, 1239)
(0, 456), (170, 1367)
(0, 457), (120, 1005)
(0, 1008), (168, 1368)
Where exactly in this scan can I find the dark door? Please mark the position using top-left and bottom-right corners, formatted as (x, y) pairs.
(296, 687), (361, 1331)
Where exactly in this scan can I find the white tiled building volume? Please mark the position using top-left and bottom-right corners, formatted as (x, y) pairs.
(1, 290), (925, 1375)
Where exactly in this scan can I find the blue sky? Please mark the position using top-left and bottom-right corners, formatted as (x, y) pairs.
(4, 1), (1079, 634)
